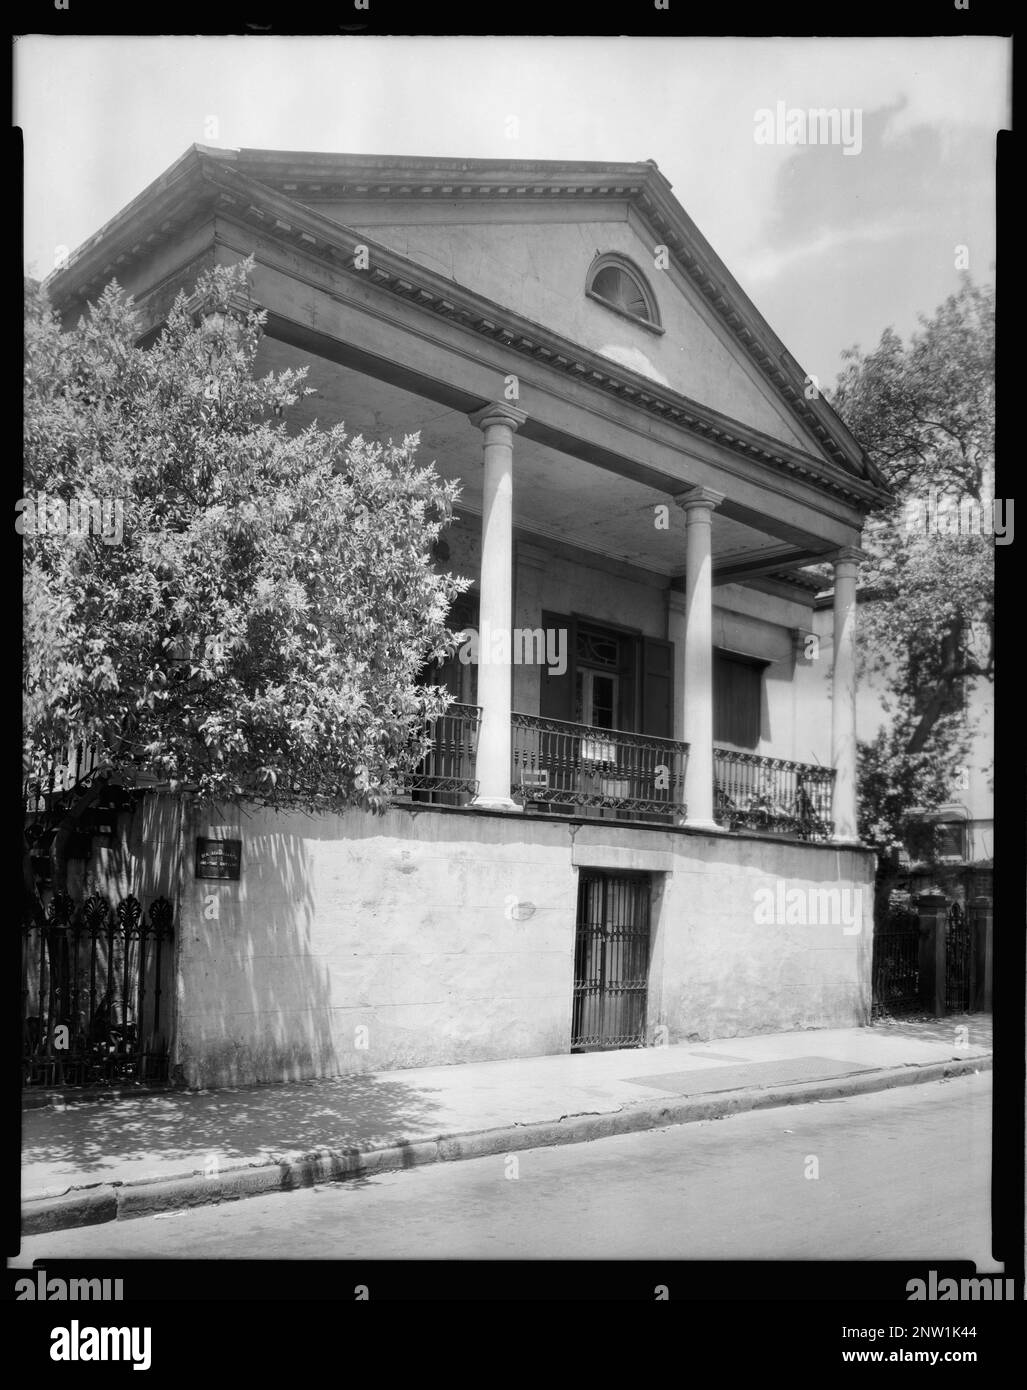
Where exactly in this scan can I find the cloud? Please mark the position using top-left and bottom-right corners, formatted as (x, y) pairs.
(738, 217), (910, 284)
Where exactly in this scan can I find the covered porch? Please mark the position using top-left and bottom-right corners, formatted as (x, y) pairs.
(240, 333), (866, 847)
(45, 153), (879, 850)
(216, 224), (876, 846)
(235, 335), (866, 844)
(398, 702), (836, 841)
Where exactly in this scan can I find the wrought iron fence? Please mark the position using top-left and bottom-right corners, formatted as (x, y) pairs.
(713, 748), (834, 842)
(395, 703), (481, 807)
(511, 712), (688, 823)
(871, 902), (921, 1019)
(945, 900), (972, 1014)
(22, 893), (174, 1088)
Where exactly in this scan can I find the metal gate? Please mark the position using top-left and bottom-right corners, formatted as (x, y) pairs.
(572, 871), (651, 1051)
(22, 892), (175, 1088)
(871, 900), (920, 1019)
(945, 900), (972, 1013)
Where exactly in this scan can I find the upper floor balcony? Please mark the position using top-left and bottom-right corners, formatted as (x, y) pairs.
(398, 702), (835, 841)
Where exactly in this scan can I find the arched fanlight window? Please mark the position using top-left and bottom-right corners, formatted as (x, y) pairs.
(586, 255), (662, 331)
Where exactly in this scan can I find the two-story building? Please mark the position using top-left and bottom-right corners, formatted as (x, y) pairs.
(36, 147), (890, 1088)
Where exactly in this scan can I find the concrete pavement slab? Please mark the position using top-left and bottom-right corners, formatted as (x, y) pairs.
(21, 1014), (992, 1233)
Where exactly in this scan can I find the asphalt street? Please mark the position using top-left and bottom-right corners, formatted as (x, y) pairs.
(16, 1072), (994, 1264)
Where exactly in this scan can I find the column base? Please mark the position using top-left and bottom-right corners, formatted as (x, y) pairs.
(831, 835), (862, 847)
(471, 795), (523, 813)
(684, 817), (726, 833)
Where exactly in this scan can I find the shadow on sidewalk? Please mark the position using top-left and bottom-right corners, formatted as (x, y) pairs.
(23, 1073), (447, 1178)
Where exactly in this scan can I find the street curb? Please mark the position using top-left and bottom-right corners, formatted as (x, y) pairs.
(21, 1054), (991, 1235)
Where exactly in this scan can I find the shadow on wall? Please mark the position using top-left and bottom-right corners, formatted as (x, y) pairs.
(178, 805), (339, 1089)
(75, 794), (181, 904)
(178, 802), (581, 1086)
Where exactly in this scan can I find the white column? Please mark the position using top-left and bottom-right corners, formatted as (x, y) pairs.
(675, 485), (725, 831)
(830, 546), (863, 844)
(468, 402), (526, 811)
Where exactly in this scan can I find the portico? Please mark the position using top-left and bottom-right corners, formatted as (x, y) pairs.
(445, 394), (863, 842)
(46, 151), (881, 796)
(37, 145), (891, 1080)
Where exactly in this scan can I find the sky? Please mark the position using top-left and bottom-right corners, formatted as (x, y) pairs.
(15, 34), (1009, 388)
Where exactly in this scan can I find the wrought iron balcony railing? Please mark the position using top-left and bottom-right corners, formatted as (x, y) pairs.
(713, 747), (834, 842)
(511, 712), (688, 824)
(396, 702), (481, 807)
(24, 741), (104, 813)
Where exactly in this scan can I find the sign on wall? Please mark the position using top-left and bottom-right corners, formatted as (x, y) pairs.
(195, 837), (242, 880)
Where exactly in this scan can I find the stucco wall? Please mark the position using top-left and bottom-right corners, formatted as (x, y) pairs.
(69, 794), (181, 908)
(174, 802), (578, 1087)
(656, 835), (873, 1039)
(534, 545), (664, 636)
(171, 800), (874, 1088)
(338, 212), (816, 456)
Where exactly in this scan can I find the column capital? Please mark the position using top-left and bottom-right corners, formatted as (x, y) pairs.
(830, 545), (867, 568)
(674, 485), (726, 515)
(468, 402), (528, 434)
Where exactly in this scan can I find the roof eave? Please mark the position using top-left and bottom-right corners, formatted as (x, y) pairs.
(41, 144), (226, 305)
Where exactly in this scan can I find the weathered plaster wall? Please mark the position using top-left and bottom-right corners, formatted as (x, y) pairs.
(171, 800), (874, 1088)
(72, 795), (181, 908)
(656, 835), (874, 1040)
(344, 214), (816, 456)
(535, 546), (664, 638)
(174, 802), (578, 1087)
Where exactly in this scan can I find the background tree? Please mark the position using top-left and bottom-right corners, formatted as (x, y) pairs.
(23, 259), (469, 903)
(828, 275), (994, 911)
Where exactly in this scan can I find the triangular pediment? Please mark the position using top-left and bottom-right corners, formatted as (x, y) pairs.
(225, 149), (877, 480)
(43, 144), (881, 489)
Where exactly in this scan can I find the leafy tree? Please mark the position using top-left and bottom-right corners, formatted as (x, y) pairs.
(23, 259), (468, 900)
(829, 276), (994, 905)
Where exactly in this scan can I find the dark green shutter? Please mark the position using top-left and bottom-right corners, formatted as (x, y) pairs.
(539, 610), (575, 721)
(641, 637), (673, 738)
(713, 650), (764, 748)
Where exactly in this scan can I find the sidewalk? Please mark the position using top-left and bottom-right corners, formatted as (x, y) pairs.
(21, 1014), (992, 1234)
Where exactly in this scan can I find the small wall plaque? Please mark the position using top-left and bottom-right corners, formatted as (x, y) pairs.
(195, 837), (242, 880)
